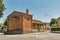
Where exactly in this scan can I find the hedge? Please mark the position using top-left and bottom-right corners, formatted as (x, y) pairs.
(51, 28), (60, 31)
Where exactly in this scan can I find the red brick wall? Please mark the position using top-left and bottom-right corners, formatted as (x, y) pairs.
(23, 14), (32, 32)
(7, 11), (32, 33)
(7, 12), (23, 30)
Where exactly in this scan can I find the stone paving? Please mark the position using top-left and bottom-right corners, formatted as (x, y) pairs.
(0, 32), (60, 40)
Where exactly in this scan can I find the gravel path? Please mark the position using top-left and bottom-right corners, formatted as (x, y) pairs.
(0, 32), (60, 40)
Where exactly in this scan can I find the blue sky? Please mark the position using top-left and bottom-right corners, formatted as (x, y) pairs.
(1, 0), (60, 23)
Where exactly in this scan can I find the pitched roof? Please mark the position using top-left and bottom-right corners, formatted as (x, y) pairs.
(8, 11), (32, 17)
(57, 17), (60, 20)
(32, 19), (42, 24)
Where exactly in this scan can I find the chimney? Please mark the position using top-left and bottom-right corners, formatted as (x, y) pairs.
(26, 9), (29, 14)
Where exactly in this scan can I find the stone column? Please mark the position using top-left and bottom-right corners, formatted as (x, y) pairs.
(36, 24), (38, 32)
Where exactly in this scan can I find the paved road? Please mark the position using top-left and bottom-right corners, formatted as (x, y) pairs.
(0, 32), (60, 40)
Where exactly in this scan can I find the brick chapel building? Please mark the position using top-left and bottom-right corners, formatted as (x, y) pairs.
(5, 9), (50, 34)
(6, 9), (32, 34)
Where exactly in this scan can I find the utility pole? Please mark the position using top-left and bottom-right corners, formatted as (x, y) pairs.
(44, 13), (52, 32)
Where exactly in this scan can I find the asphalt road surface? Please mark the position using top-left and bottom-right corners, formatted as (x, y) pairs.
(0, 32), (60, 40)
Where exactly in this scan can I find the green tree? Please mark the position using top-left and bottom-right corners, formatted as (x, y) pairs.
(50, 18), (57, 28)
(50, 18), (57, 24)
(4, 19), (7, 26)
(1, 18), (7, 29)
(0, 0), (6, 18)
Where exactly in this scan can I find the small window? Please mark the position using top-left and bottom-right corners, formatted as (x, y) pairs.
(27, 19), (29, 21)
(12, 16), (19, 20)
(13, 16), (18, 19)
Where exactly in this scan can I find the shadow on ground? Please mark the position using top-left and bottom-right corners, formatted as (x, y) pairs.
(51, 31), (60, 34)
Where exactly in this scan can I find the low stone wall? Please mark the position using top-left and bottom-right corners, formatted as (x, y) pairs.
(4, 29), (23, 35)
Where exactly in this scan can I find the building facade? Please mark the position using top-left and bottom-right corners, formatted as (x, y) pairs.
(7, 9), (32, 34)
(57, 17), (60, 27)
(5, 9), (50, 34)
(0, 23), (3, 27)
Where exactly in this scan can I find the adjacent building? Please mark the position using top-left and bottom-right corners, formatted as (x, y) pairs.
(0, 23), (3, 27)
(57, 17), (60, 27)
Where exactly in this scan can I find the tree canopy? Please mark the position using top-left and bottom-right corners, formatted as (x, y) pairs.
(0, 0), (5, 18)
(4, 18), (7, 26)
(50, 18), (57, 28)
(50, 18), (57, 24)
